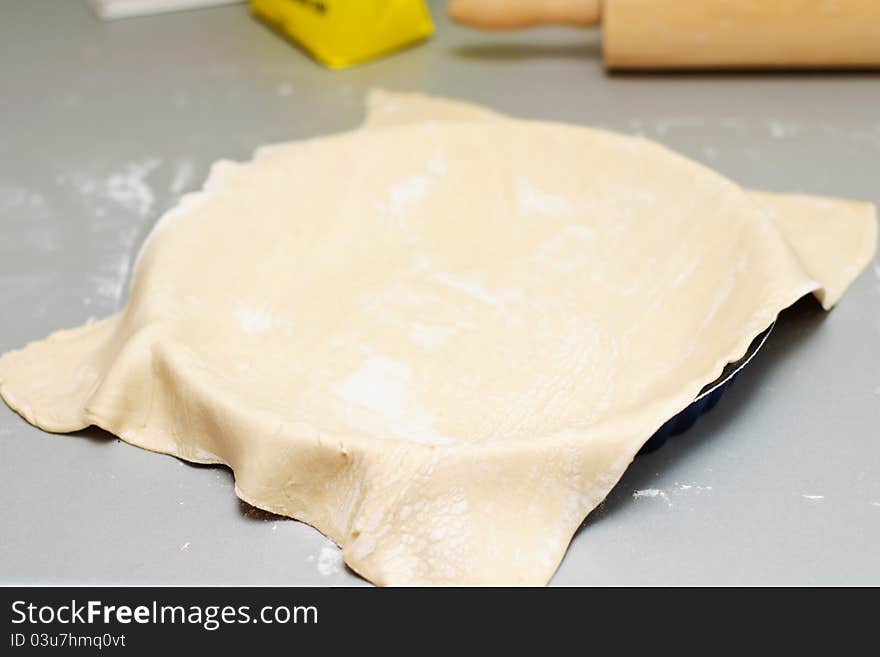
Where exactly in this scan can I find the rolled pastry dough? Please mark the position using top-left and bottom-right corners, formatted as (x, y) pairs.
(0, 92), (876, 585)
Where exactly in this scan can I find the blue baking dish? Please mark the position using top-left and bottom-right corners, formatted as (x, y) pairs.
(640, 323), (774, 453)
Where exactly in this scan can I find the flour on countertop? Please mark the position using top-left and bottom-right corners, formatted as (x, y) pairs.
(625, 116), (880, 156)
(702, 146), (719, 161)
(673, 482), (713, 493)
(767, 120), (802, 140)
(65, 158), (162, 218)
(0, 185), (58, 251)
(90, 223), (141, 306)
(0, 186), (50, 217)
(633, 482), (713, 508)
(58, 158), (164, 308)
(632, 488), (672, 507)
(316, 545), (343, 576)
(633, 488), (662, 498)
(170, 159), (196, 195)
(802, 494), (825, 501)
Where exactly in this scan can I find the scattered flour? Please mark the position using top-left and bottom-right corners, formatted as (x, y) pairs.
(86, 222), (142, 307)
(767, 120), (802, 139)
(633, 488), (672, 507)
(376, 174), (431, 216)
(67, 158), (162, 218)
(532, 225), (595, 273)
(671, 256), (702, 289)
(633, 482), (713, 508)
(334, 355), (454, 445)
(179, 542), (190, 552)
(702, 146), (719, 161)
(170, 158), (196, 194)
(408, 322), (459, 350)
(59, 157), (164, 308)
(673, 482), (713, 493)
(802, 494), (825, 501)
(430, 271), (523, 307)
(277, 82), (293, 97)
(516, 177), (572, 217)
(236, 303), (278, 334)
(0, 186), (50, 217)
(0, 186), (58, 250)
(316, 545), (343, 576)
(633, 488), (663, 499)
(428, 152), (447, 176)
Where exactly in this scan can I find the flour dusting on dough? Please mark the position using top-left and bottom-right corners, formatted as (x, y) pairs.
(428, 152), (447, 176)
(235, 304), (274, 334)
(430, 272), (523, 307)
(408, 322), (459, 350)
(335, 356), (454, 445)
(533, 225), (595, 273)
(377, 175), (430, 216)
(672, 256), (702, 288)
(234, 303), (293, 336)
(517, 177), (572, 217)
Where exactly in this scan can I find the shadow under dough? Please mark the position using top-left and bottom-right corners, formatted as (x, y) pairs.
(450, 40), (601, 63)
(576, 295), (828, 536)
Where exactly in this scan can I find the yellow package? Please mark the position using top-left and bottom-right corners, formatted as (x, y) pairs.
(251, 0), (434, 69)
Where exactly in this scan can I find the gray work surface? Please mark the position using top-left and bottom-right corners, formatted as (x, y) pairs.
(1, 0), (878, 586)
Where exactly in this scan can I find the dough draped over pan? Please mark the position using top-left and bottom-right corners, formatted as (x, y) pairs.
(1, 92), (876, 585)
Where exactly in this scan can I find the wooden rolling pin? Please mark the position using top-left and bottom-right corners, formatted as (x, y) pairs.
(448, 0), (880, 69)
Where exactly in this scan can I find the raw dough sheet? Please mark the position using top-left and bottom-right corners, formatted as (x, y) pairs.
(0, 91), (876, 585)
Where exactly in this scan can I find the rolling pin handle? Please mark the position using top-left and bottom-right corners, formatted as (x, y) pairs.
(448, 0), (602, 30)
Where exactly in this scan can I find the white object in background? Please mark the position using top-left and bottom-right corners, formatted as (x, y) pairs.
(90, 0), (244, 20)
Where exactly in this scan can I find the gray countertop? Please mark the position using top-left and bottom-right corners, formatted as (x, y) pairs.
(1, 0), (878, 586)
